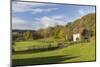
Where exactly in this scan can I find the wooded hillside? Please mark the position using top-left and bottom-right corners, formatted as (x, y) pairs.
(12, 13), (96, 41)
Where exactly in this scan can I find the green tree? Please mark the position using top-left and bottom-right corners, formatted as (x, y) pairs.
(12, 32), (18, 41)
(23, 31), (30, 40)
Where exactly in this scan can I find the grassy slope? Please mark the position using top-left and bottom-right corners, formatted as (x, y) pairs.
(12, 38), (96, 65)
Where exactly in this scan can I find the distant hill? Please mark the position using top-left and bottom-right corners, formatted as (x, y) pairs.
(12, 29), (36, 32)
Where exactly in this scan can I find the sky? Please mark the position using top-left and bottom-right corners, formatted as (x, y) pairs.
(12, 1), (95, 30)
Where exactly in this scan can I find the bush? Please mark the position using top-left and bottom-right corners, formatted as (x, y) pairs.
(57, 42), (64, 48)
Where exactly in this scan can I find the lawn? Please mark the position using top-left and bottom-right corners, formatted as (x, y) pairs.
(13, 37), (60, 51)
(12, 38), (96, 66)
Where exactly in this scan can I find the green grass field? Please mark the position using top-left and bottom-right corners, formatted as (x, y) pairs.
(12, 37), (96, 66)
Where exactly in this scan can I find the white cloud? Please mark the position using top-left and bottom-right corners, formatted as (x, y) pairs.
(12, 17), (35, 30)
(12, 14), (68, 30)
(78, 7), (95, 17)
(12, 17), (25, 24)
(70, 7), (96, 22)
(51, 15), (65, 19)
(34, 16), (67, 30)
(79, 9), (85, 15)
(31, 8), (58, 14)
(38, 16), (56, 28)
(12, 1), (58, 14)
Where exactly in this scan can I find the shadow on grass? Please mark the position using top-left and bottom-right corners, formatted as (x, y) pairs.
(12, 55), (79, 66)
(13, 47), (60, 54)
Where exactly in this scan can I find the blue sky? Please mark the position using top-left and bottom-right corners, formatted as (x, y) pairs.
(12, 1), (95, 30)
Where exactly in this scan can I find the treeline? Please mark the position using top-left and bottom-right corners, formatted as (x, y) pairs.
(12, 13), (96, 42)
